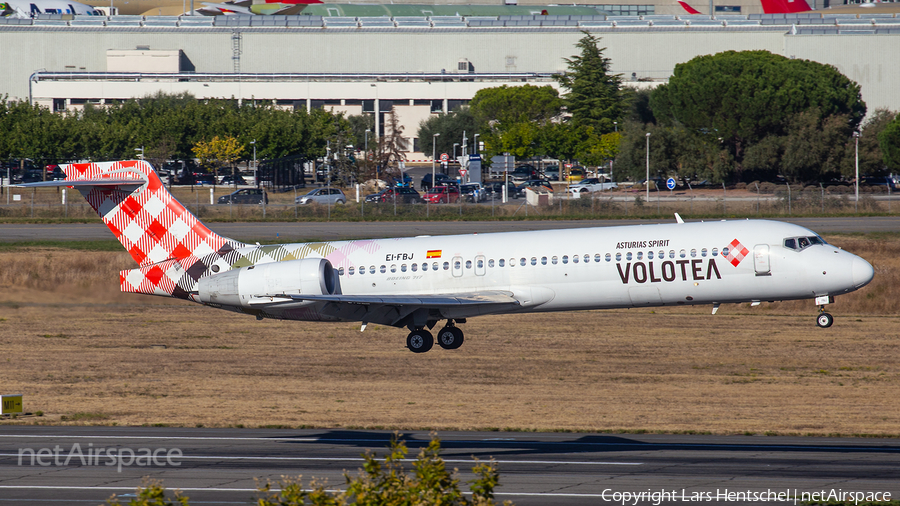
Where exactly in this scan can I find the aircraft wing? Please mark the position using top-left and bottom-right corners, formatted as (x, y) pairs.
(247, 291), (522, 327)
(249, 291), (519, 307)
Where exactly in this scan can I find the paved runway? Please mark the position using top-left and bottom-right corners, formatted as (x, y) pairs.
(1, 427), (898, 505)
(0, 217), (897, 243)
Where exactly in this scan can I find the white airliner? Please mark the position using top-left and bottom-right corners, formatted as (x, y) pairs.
(23, 160), (874, 353)
(1, 0), (104, 16)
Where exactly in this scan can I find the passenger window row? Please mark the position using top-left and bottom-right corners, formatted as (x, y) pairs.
(336, 247), (725, 276)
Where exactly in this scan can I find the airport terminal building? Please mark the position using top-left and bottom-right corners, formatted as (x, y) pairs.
(2, 12), (899, 156)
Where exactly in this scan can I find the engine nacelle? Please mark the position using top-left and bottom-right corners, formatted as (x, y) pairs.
(197, 258), (335, 308)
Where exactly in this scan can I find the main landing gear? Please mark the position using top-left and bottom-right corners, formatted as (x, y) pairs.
(406, 320), (465, 353)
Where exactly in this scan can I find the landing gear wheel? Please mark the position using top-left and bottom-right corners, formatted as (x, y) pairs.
(407, 330), (434, 353)
(816, 312), (834, 328)
(437, 326), (465, 350)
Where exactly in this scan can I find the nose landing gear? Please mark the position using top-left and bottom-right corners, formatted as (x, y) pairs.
(816, 308), (834, 328)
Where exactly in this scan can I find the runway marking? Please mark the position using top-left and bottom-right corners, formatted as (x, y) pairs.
(0, 485), (623, 497)
(1, 434), (898, 452)
(0, 453), (641, 465)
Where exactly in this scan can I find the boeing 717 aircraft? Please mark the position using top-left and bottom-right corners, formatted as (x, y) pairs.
(23, 161), (874, 353)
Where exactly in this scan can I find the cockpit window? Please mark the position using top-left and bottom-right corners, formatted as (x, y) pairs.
(784, 236), (825, 251)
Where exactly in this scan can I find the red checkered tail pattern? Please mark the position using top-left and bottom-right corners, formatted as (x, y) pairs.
(61, 160), (245, 267)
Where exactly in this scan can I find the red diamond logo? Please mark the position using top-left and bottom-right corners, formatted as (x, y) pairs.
(724, 239), (749, 267)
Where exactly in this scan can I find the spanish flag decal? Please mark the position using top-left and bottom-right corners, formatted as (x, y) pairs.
(426, 250), (442, 259)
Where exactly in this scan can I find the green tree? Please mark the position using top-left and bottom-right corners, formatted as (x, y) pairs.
(554, 32), (625, 135)
(469, 85), (562, 133)
(417, 108), (476, 157)
(877, 111), (900, 173)
(651, 50), (866, 180)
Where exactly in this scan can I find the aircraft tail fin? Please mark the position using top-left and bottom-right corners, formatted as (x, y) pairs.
(677, 1), (702, 14)
(759, 0), (812, 13)
(55, 160), (246, 298)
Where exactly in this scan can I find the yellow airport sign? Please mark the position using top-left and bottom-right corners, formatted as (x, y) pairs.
(1, 394), (23, 415)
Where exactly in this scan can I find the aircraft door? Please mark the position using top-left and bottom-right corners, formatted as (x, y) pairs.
(452, 256), (463, 277)
(753, 244), (771, 276)
(475, 255), (486, 276)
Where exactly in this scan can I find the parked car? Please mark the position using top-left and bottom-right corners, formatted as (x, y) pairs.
(460, 182), (485, 203)
(543, 165), (560, 181)
(510, 164), (538, 182)
(515, 179), (553, 198)
(296, 187), (346, 205)
(422, 185), (460, 204)
(485, 182), (519, 199)
(217, 188), (267, 205)
(565, 167), (585, 183)
(420, 173), (450, 191)
(220, 175), (248, 186)
(365, 186), (423, 204)
(567, 178), (618, 194)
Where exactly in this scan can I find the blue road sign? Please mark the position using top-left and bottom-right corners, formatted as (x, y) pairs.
(666, 178), (676, 190)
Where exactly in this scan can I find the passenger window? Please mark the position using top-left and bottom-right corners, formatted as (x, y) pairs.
(636, 252), (643, 260)
(658, 250), (664, 259)
(552, 256), (558, 265)
(584, 254), (590, 263)
(541, 257), (547, 265)
(594, 254), (601, 262)
(615, 253), (621, 261)
(465, 260), (472, 269)
(722, 247), (730, 256)
(422, 263), (428, 271)
(339, 267), (345, 276)
(648, 251), (654, 260)
(411, 263), (417, 272)
(401, 264), (407, 272)
(690, 249), (697, 258)
(605, 253), (611, 262)
(573, 255), (579, 264)
(499, 259), (505, 267)
(380, 265), (386, 273)
(520, 258), (526, 266)
(701, 248), (707, 257)
(562, 255), (569, 264)
(443, 262), (450, 270)
(391, 265), (397, 273)
(349, 266), (355, 275)
(625, 252), (632, 261)
(680, 250), (686, 258)
(477, 259), (483, 269)
(531, 257), (537, 266)
(454, 260), (461, 270)
(510, 258), (516, 267)
(432, 262), (439, 271)
(489, 259), (494, 268)
(711, 248), (718, 257)
(669, 250), (675, 259)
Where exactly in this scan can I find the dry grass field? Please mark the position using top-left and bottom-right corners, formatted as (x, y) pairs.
(0, 234), (898, 436)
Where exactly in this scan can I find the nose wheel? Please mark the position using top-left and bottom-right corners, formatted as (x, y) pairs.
(816, 311), (834, 328)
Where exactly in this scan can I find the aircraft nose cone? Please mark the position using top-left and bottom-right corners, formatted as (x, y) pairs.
(851, 256), (875, 288)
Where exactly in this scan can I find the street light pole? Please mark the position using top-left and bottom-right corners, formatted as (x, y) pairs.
(432, 133), (440, 191)
(473, 134), (480, 154)
(645, 132), (651, 202)
(250, 139), (257, 186)
(853, 131), (860, 212)
(453, 143), (459, 161)
(365, 129), (371, 177)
